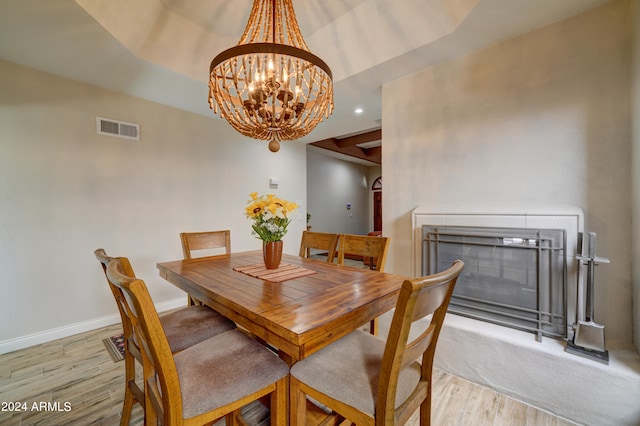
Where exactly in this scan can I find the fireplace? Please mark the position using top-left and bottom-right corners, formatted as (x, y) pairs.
(407, 207), (639, 426)
(411, 206), (583, 341)
(422, 225), (566, 341)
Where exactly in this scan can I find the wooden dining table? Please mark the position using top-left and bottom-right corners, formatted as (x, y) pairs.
(157, 250), (406, 366)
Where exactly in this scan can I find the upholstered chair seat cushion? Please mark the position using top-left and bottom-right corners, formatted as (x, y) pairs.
(160, 305), (235, 353)
(175, 329), (290, 419)
(290, 329), (421, 416)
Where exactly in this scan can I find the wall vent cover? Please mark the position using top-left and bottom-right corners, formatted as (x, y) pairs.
(97, 117), (139, 140)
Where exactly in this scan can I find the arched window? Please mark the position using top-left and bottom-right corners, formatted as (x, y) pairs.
(371, 176), (382, 191)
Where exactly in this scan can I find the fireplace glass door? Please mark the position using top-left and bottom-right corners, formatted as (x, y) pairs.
(422, 226), (567, 340)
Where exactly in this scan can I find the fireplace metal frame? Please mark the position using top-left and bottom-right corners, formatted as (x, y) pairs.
(422, 225), (567, 341)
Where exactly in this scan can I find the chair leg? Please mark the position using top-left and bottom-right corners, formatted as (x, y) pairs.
(226, 410), (244, 426)
(369, 317), (379, 336)
(119, 386), (134, 426)
(420, 388), (432, 426)
(271, 377), (287, 425)
(120, 351), (136, 425)
(289, 377), (306, 426)
(142, 361), (158, 425)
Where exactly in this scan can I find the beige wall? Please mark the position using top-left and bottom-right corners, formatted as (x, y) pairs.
(382, 0), (634, 344)
(0, 60), (307, 350)
(632, 0), (640, 352)
(306, 150), (371, 235)
(306, 150), (381, 237)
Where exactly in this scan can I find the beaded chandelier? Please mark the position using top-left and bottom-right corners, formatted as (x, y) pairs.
(208, 0), (334, 152)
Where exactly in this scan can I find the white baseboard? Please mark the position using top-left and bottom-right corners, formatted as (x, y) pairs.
(0, 297), (186, 355)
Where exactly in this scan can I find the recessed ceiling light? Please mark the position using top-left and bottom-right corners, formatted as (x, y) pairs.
(354, 108), (363, 114)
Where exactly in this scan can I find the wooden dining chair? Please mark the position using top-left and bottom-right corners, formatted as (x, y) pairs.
(298, 231), (340, 262)
(95, 249), (236, 426)
(337, 233), (389, 272)
(180, 230), (231, 305)
(102, 254), (289, 426)
(290, 260), (464, 426)
(337, 234), (390, 334)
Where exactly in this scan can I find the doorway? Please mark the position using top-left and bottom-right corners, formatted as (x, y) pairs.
(372, 177), (382, 232)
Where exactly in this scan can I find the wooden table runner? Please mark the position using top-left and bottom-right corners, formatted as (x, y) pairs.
(233, 263), (317, 283)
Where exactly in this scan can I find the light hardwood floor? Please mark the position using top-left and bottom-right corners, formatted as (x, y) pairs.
(0, 321), (578, 426)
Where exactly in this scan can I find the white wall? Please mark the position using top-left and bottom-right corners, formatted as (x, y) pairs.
(0, 60), (307, 351)
(306, 150), (371, 235)
(382, 0), (634, 345)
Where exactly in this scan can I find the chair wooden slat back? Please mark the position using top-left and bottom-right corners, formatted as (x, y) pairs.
(337, 234), (389, 272)
(104, 258), (181, 424)
(180, 230), (231, 305)
(180, 230), (231, 259)
(298, 231), (340, 262)
(95, 249), (147, 424)
(377, 260), (464, 425)
(337, 234), (390, 334)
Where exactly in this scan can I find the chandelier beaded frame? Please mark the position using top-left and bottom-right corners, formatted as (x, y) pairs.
(208, 0), (334, 152)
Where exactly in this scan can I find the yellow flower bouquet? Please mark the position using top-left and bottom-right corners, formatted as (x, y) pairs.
(245, 192), (299, 243)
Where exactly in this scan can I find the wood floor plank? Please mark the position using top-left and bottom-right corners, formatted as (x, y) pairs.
(495, 394), (529, 426)
(462, 384), (501, 426)
(0, 413), (23, 426)
(431, 374), (472, 425)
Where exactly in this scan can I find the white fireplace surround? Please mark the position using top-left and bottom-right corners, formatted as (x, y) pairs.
(403, 205), (640, 425)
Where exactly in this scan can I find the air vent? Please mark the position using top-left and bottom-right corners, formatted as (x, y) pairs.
(97, 117), (140, 140)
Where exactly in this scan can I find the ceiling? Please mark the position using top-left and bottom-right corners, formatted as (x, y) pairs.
(0, 0), (610, 165)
